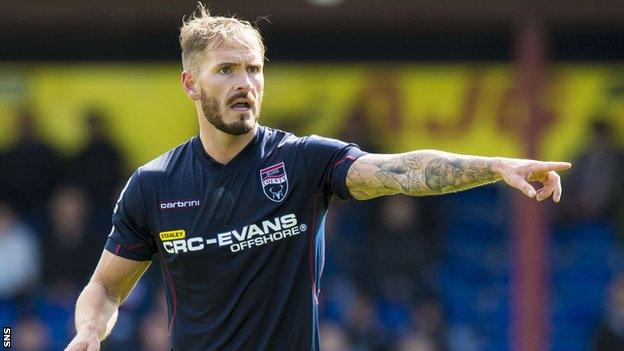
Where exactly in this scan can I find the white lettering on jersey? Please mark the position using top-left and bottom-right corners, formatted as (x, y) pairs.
(162, 213), (307, 254)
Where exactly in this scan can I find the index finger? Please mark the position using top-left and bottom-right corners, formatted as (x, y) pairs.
(531, 161), (572, 173)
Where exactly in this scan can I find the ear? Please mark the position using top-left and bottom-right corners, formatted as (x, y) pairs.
(181, 71), (200, 101)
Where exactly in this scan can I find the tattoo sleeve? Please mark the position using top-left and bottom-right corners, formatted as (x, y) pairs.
(346, 151), (500, 200)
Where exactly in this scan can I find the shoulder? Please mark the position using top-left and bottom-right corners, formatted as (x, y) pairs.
(260, 126), (301, 147)
(300, 134), (356, 154)
(134, 137), (195, 184)
(261, 125), (349, 149)
(304, 134), (346, 145)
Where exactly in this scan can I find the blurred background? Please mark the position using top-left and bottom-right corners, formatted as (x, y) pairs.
(2, 1), (624, 350)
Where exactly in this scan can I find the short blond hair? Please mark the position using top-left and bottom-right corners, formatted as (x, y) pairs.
(179, 3), (266, 74)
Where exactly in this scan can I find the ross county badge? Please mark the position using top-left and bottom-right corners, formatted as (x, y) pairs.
(259, 162), (289, 202)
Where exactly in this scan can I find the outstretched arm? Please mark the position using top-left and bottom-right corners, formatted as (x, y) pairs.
(345, 150), (571, 201)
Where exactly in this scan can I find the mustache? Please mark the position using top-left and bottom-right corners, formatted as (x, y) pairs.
(226, 92), (255, 105)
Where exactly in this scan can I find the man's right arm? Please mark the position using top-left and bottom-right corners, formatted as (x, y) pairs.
(65, 250), (151, 351)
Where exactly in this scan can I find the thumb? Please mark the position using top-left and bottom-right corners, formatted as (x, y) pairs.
(509, 175), (536, 198)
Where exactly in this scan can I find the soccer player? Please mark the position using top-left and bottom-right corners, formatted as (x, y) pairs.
(65, 5), (571, 351)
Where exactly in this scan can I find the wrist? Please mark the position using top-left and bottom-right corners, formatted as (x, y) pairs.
(77, 324), (100, 337)
(490, 157), (505, 178)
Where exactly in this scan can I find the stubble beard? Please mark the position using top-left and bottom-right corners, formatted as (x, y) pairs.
(200, 89), (260, 136)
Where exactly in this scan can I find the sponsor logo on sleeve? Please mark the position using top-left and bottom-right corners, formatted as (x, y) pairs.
(259, 162), (288, 202)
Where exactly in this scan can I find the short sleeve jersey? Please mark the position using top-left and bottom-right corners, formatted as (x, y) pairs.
(105, 126), (366, 351)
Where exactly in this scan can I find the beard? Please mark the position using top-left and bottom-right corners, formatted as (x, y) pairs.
(200, 88), (259, 136)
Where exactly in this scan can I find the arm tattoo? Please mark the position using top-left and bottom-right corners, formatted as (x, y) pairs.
(346, 151), (499, 200)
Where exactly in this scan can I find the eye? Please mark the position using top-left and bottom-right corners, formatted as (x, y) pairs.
(219, 66), (232, 75)
(246, 65), (260, 74)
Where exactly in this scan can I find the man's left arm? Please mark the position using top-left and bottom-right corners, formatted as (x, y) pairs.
(345, 150), (571, 201)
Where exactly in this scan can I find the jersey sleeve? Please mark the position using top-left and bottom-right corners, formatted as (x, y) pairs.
(104, 170), (157, 261)
(301, 135), (367, 201)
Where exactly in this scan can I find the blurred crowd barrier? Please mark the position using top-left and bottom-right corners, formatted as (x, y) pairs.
(1, 63), (624, 350)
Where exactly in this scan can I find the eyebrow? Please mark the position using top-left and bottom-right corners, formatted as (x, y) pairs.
(216, 62), (240, 67)
(215, 62), (262, 68)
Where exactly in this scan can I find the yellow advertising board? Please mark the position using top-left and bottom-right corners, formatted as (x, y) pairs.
(0, 63), (622, 168)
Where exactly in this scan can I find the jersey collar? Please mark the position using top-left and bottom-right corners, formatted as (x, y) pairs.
(192, 126), (264, 175)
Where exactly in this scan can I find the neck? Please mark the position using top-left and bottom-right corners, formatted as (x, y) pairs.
(198, 123), (257, 165)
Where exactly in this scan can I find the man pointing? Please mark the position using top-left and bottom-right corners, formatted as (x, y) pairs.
(66, 4), (570, 351)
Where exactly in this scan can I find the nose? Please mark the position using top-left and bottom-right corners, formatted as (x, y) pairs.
(235, 72), (253, 92)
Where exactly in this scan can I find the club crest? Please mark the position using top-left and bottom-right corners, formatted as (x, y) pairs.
(260, 162), (289, 202)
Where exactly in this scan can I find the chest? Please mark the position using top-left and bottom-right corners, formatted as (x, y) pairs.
(148, 157), (312, 258)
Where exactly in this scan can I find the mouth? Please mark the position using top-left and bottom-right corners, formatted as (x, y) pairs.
(229, 97), (253, 112)
(230, 102), (251, 112)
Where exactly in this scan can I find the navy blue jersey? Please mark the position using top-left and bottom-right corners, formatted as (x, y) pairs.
(105, 126), (366, 350)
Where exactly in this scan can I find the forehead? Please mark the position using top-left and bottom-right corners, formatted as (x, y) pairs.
(204, 44), (263, 66)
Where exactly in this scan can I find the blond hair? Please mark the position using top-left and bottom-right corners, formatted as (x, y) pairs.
(179, 3), (266, 74)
